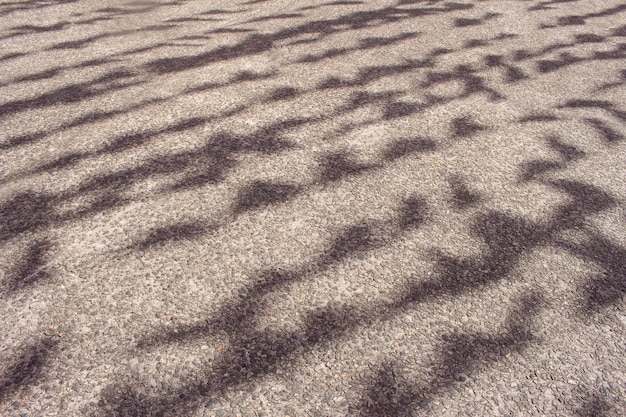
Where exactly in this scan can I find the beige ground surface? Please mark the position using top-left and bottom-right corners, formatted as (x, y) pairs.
(1, 1), (625, 416)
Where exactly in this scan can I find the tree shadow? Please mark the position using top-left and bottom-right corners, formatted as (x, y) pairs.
(542, 3), (626, 28)
(0, 70), (141, 118)
(485, 54), (528, 82)
(518, 112), (560, 123)
(596, 68), (626, 91)
(317, 58), (434, 90)
(317, 151), (378, 184)
(402, 179), (615, 305)
(547, 135), (586, 161)
(519, 160), (563, 182)
(422, 64), (503, 101)
(135, 195), (428, 351)
(0, 191), (57, 242)
(535, 43), (626, 74)
(397, 195), (429, 232)
(1, 101), (119, 151)
(574, 393), (612, 417)
(2, 239), (52, 294)
(47, 25), (175, 51)
(129, 221), (215, 250)
(454, 12), (500, 28)
(2, 116), (300, 241)
(356, 292), (542, 415)
(263, 86), (302, 102)
(0, 15), (114, 42)
(0, 0), (77, 19)
(143, 1), (473, 74)
(2, 1), (625, 415)
(584, 118), (625, 143)
(169, 124), (299, 191)
(96, 174), (619, 416)
(555, 232), (626, 312)
(296, 32), (419, 63)
(0, 51), (26, 62)
(560, 100), (626, 122)
(528, 0), (580, 12)
(357, 362), (418, 417)
(451, 115), (486, 138)
(519, 135), (586, 181)
(381, 137), (437, 162)
(0, 338), (58, 404)
(233, 181), (302, 214)
(299, 1), (365, 12)
(436, 292), (542, 383)
(449, 175), (481, 210)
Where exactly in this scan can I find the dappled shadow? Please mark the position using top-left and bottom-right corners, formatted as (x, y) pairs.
(449, 175), (481, 210)
(143, 1), (473, 74)
(1, 124), (297, 242)
(135, 194), (428, 350)
(0, 192), (57, 242)
(519, 135), (586, 181)
(323, 223), (377, 263)
(454, 12), (500, 28)
(356, 292), (543, 415)
(317, 151), (377, 184)
(547, 135), (586, 161)
(185, 69), (277, 93)
(0, 0), (77, 18)
(585, 118), (625, 143)
(109, 185), (562, 416)
(404, 212), (543, 303)
(317, 58), (434, 90)
(560, 100), (626, 122)
(1, 239), (52, 293)
(381, 137), (437, 161)
(485, 54), (528, 82)
(0, 338), (58, 404)
(541, 3), (626, 28)
(0, 12), (118, 42)
(434, 295), (541, 384)
(528, 0), (580, 13)
(48, 25), (175, 51)
(296, 32), (419, 63)
(357, 363), (418, 417)
(1, 104), (109, 148)
(1, 0), (625, 415)
(0, 70), (140, 118)
(519, 112), (560, 123)
(233, 181), (301, 213)
(130, 221), (214, 250)
(556, 232), (626, 311)
(0, 51), (26, 62)
(451, 115), (486, 138)
(400, 179), (616, 305)
(597, 68), (626, 91)
(574, 393), (612, 417)
(169, 125), (299, 191)
(422, 64), (503, 101)
(298, 1), (365, 12)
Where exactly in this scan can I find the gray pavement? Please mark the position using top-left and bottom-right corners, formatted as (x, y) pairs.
(1, 0), (625, 416)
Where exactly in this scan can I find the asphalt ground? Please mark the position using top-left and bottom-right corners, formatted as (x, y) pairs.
(1, 0), (625, 416)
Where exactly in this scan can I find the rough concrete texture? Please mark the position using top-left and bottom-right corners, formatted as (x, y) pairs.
(1, 0), (625, 416)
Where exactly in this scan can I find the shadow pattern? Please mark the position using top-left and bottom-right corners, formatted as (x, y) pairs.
(1, 0), (625, 416)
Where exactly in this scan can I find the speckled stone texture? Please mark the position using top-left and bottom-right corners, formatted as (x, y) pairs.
(1, 0), (625, 416)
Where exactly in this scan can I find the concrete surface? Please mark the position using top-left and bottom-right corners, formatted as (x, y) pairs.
(1, 0), (625, 416)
